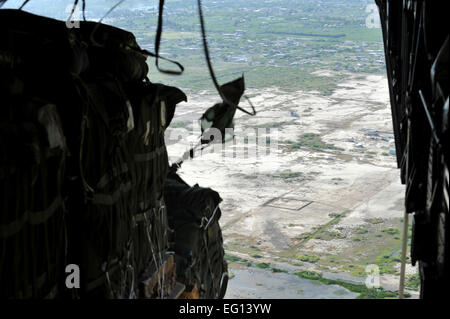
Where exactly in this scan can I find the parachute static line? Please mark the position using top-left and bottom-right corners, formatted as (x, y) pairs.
(67, 0), (87, 22)
(154, 0), (184, 75)
(197, 0), (256, 116)
(170, 1), (259, 171)
(170, 76), (254, 172)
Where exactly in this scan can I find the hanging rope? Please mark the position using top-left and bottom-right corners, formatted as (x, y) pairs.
(197, 0), (256, 116)
(89, 0), (125, 45)
(154, 0), (184, 75)
(18, 0), (30, 10)
(81, 0), (86, 21)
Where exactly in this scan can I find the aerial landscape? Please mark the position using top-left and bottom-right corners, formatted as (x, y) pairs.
(7, 0), (419, 298)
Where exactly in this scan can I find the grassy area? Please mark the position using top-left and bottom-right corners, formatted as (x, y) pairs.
(294, 271), (401, 299)
(355, 227), (369, 234)
(405, 273), (420, 291)
(225, 254), (247, 263)
(224, 237), (266, 256)
(281, 211), (349, 258)
(382, 228), (401, 235)
(283, 133), (344, 152)
(366, 218), (384, 224)
(280, 172), (302, 179)
(339, 264), (366, 277)
(295, 254), (320, 263)
(315, 231), (346, 240)
(375, 248), (401, 275)
(271, 267), (289, 273)
(256, 262), (271, 269)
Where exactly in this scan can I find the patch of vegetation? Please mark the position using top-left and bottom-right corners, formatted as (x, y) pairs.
(294, 232), (313, 241)
(229, 271), (235, 279)
(355, 227), (368, 234)
(327, 256), (337, 263)
(295, 254), (320, 263)
(256, 262), (271, 269)
(382, 228), (400, 235)
(381, 152), (389, 156)
(296, 270), (322, 280)
(284, 133), (343, 151)
(225, 254), (248, 264)
(225, 254), (242, 263)
(366, 218), (384, 224)
(251, 254), (263, 259)
(280, 172), (302, 179)
(329, 212), (344, 218)
(282, 211), (349, 258)
(224, 239), (265, 256)
(329, 231), (346, 239)
(291, 262), (304, 267)
(405, 273), (420, 291)
(315, 231), (346, 240)
(375, 249), (401, 275)
(271, 267), (289, 273)
(294, 271), (398, 299)
(340, 264), (366, 277)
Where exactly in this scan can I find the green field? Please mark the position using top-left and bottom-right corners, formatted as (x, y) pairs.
(109, 0), (385, 93)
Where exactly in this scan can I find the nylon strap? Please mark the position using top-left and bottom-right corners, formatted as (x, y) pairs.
(0, 196), (63, 239)
(91, 182), (132, 206)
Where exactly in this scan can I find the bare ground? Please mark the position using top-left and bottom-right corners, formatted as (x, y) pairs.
(166, 72), (419, 298)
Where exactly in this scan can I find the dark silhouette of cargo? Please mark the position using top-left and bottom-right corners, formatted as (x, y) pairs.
(0, 8), (228, 299)
(376, 0), (449, 298)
